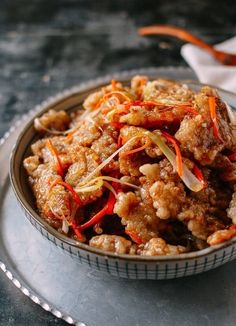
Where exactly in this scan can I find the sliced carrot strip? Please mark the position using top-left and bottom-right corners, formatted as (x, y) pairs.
(46, 139), (64, 177)
(120, 137), (151, 157)
(161, 131), (183, 177)
(125, 230), (143, 245)
(111, 79), (117, 91)
(209, 96), (222, 141)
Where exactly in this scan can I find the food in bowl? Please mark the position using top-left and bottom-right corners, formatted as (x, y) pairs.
(23, 76), (236, 256)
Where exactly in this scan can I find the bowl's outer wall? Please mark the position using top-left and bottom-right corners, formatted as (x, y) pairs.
(10, 74), (236, 279)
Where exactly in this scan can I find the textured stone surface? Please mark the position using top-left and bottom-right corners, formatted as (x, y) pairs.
(0, 0), (235, 325)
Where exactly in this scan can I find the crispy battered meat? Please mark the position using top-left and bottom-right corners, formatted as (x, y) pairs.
(23, 155), (40, 177)
(89, 235), (136, 254)
(176, 88), (235, 165)
(227, 188), (236, 224)
(139, 237), (187, 256)
(114, 192), (159, 243)
(143, 79), (194, 102)
(149, 181), (186, 219)
(178, 198), (226, 240)
(195, 87), (235, 150)
(65, 146), (103, 205)
(91, 125), (119, 172)
(119, 137), (151, 176)
(131, 75), (148, 98)
(71, 120), (102, 147)
(207, 229), (236, 246)
(31, 136), (70, 164)
(83, 81), (125, 111)
(120, 125), (162, 158)
(175, 115), (223, 165)
(34, 110), (70, 133)
(119, 105), (186, 128)
(140, 160), (186, 219)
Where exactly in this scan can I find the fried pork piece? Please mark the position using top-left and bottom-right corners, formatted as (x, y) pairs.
(140, 160), (186, 219)
(120, 125), (162, 158)
(143, 79), (194, 102)
(131, 75), (148, 97)
(195, 87), (235, 150)
(175, 87), (235, 165)
(177, 199), (227, 241)
(31, 136), (71, 166)
(207, 229), (236, 246)
(149, 181), (186, 220)
(119, 138), (151, 177)
(34, 110), (70, 133)
(65, 146), (103, 205)
(119, 104), (188, 128)
(227, 187), (236, 224)
(70, 120), (102, 147)
(175, 115), (223, 165)
(89, 235), (137, 254)
(139, 237), (187, 256)
(83, 81), (126, 111)
(91, 123), (119, 172)
(210, 154), (236, 182)
(23, 160), (69, 226)
(23, 155), (40, 177)
(114, 192), (159, 243)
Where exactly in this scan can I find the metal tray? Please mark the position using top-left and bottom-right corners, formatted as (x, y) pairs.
(1, 67), (236, 326)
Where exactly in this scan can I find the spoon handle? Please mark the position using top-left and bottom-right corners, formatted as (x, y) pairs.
(138, 25), (234, 65)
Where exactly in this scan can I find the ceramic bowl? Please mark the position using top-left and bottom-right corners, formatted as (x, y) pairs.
(9, 69), (236, 279)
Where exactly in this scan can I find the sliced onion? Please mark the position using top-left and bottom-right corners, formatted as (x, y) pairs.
(103, 181), (118, 198)
(145, 131), (204, 192)
(62, 219), (69, 234)
(225, 102), (236, 125)
(76, 179), (104, 193)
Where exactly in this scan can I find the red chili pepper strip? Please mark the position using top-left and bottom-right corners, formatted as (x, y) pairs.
(120, 137), (151, 158)
(125, 230), (143, 245)
(183, 107), (200, 116)
(46, 139), (64, 177)
(53, 180), (82, 206)
(228, 151), (236, 161)
(209, 96), (222, 142)
(71, 221), (85, 241)
(106, 191), (117, 214)
(110, 121), (124, 129)
(117, 135), (123, 148)
(79, 191), (116, 230)
(161, 131), (183, 177)
(229, 224), (236, 230)
(192, 164), (208, 188)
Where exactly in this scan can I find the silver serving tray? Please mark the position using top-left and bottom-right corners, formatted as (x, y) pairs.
(2, 67), (236, 326)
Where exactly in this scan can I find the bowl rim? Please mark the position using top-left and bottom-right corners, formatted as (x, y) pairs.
(9, 69), (236, 262)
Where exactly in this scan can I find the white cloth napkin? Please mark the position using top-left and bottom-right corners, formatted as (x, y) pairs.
(181, 36), (236, 93)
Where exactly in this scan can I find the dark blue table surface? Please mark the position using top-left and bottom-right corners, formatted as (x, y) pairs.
(0, 0), (235, 325)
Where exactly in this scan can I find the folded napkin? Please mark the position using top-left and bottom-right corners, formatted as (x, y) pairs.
(181, 36), (236, 93)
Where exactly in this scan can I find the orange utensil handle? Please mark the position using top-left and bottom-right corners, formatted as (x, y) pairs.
(138, 25), (236, 65)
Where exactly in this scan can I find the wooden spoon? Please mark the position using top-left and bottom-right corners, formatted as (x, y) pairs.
(138, 25), (236, 66)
